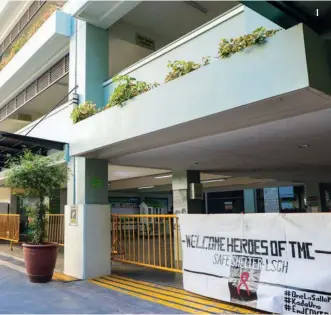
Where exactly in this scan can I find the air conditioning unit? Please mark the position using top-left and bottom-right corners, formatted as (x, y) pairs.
(17, 113), (32, 122)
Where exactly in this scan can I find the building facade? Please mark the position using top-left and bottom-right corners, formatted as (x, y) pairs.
(0, 0), (330, 278)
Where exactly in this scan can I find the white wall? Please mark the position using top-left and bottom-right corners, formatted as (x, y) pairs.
(108, 20), (171, 77)
(16, 102), (74, 143)
(108, 8), (245, 84)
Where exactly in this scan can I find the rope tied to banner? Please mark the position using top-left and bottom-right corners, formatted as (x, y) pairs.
(237, 271), (250, 296)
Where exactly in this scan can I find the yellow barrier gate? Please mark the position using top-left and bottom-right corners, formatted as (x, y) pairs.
(47, 214), (64, 246)
(0, 214), (20, 243)
(111, 214), (182, 273)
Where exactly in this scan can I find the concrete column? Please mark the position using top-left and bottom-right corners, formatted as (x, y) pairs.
(172, 170), (203, 214)
(65, 157), (110, 279)
(172, 170), (203, 265)
(305, 182), (322, 212)
(69, 19), (109, 109)
(244, 189), (257, 213)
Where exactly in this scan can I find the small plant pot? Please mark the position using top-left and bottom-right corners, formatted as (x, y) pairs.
(22, 243), (58, 283)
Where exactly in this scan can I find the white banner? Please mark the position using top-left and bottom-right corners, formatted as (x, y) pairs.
(179, 213), (331, 314)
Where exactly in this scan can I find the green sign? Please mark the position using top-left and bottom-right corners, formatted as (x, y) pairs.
(91, 177), (103, 189)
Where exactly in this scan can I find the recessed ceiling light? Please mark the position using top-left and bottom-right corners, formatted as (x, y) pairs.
(154, 174), (172, 179)
(298, 144), (310, 149)
(201, 179), (226, 184)
(138, 186), (155, 189)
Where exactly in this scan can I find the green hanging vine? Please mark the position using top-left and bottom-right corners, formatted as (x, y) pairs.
(218, 27), (280, 59)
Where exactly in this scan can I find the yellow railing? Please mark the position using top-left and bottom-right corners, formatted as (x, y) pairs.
(0, 214), (20, 243)
(111, 214), (182, 273)
(47, 214), (64, 246)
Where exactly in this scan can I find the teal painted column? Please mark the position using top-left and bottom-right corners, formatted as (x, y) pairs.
(69, 19), (109, 109)
(65, 157), (110, 279)
(244, 189), (257, 213)
(67, 157), (109, 205)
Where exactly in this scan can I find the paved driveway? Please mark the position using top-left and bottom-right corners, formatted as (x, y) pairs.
(0, 264), (184, 314)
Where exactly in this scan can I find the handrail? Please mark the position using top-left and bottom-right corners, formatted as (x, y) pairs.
(103, 4), (244, 87)
(0, 1), (46, 58)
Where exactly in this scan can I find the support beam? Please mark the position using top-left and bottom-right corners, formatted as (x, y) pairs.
(69, 19), (109, 108)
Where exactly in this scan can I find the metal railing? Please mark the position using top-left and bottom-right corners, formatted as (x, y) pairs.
(0, 54), (69, 122)
(46, 214), (64, 246)
(0, 214), (20, 243)
(111, 214), (182, 273)
(0, 1), (46, 57)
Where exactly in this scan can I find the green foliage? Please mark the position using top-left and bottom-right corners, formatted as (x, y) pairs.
(106, 75), (159, 108)
(5, 151), (67, 244)
(0, 6), (57, 72)
(218, 27), (280, 59)
(70, 101), (98, 124)
(165, 57), (210, 83)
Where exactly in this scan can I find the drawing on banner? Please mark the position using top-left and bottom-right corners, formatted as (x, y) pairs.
(179, 214), (331, 314)
(228, 255), (260, 307)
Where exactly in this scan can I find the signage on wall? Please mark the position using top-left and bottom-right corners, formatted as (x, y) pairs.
(69, 205), (78, 226)
(179, 213), (331, 314)
(136, 33), (155, 50)
(224, 201), (233, 210)
(109, 197), (140, 209)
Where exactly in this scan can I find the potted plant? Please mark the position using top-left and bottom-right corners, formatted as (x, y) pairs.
(5, 150), (67, 283)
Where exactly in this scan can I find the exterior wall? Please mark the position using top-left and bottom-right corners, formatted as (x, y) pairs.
(304, 25), (331, 96)
(16, 102), (73, 143)
(0, 10), (72, 108)
(108, 20), (170, 77)
(72, 23), (311, 156)
(104, 6), (245, 101)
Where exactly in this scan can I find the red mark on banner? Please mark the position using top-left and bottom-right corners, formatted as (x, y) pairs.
(237, 272), (250, 296)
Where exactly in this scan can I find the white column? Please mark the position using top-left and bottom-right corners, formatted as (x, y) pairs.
(172, 170), (202, 264)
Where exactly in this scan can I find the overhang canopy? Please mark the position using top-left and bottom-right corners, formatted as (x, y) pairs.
(0, 131), (67, 170)
(243, 1), (331, 35)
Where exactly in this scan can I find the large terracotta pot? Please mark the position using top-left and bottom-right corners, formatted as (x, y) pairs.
(22, 243), (58, 283)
